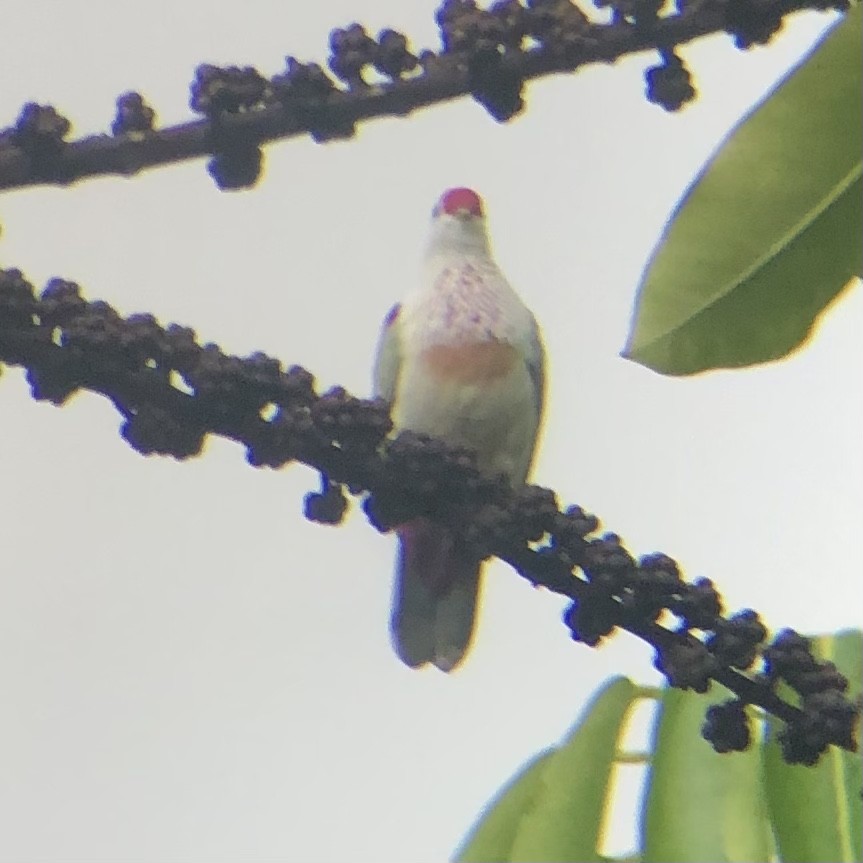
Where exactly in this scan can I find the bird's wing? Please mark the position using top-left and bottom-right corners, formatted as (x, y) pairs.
(524, 311), (546, 420)
(372, 303), (402, 404)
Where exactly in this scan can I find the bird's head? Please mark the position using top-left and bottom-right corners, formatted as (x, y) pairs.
(427, 187), (491, 256)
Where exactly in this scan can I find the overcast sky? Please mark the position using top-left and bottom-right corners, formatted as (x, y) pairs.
(0, 2), (859, 861)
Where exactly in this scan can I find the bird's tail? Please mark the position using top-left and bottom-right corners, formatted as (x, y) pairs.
(391, 518), (481, 672)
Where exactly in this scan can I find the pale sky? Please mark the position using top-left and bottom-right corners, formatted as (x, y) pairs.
(0, 2), (859, 861)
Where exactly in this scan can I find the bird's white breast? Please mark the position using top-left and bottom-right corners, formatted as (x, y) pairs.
(393, 255), (539, 485)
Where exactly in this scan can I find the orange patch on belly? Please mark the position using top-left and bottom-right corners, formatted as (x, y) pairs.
(421, 340), (518, 382)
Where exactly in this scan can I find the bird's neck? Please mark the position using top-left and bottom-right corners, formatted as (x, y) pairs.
(424, 218), (491, 260)
(401, 217), (528, 352)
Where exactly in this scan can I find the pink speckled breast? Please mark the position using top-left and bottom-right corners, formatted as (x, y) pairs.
(432, 263), (503, 338)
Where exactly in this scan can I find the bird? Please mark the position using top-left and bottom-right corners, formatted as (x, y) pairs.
(373, 187), (546, 672)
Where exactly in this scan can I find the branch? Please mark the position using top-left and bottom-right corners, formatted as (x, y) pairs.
(0, 0), (847, 192)
(0, 267), (858, 765)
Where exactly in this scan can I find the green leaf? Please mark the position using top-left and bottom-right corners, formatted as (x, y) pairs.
(642, 687), (772, 862)
(763, 629), (863, 863)
(454, 749), (558, 863)
(623, 6), (863, 375)
(455, 676), (639, 863)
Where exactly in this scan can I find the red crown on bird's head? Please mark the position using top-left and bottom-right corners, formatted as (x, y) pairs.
(433, 187), (484, 219)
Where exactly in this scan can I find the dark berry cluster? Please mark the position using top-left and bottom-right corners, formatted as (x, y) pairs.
(438, 0), (522, 53)
(190, 64), (269, 116)
(594, 0), (663, 25)
(375, 30), (421, 79)
(777, 689), (859, 765)
(762, 629), (859, 764)
(0, 268), (37, 326)
(645, 51), (696, 111)
(550, 504), (601, 561)
(323, 24), (422, 88)
(0, 268), (317, 460)
(563, 538), (726, 650)
(700, 626), (860, 763)
(111, 92), (156, 136)
(8, 103), (70, 148)
(310, 387), (392, 456)
(245, 403), (315, 470)
(702, 699), (751, 752)
(724, 0), (786, 48)
(328, 24), (379, 87)
(706, 609), (767, 669)
(271, 58), (336, 100)
(534, 505), (855, 762)
(470, 60), (526, 123)
(364, 438), (557, 560)
(382, 431), (490, 512)
(512, 485), (561, 544)
(207, 145), (263, 190)
(668, 576), (723, 630)
(655, 639), (719, 692)
(525, 0), (591, 58)
(1, 270), (858, 767)
(0, 0), (851, 193)
(122, 405), (205, 458)
(0, 103), (72, 181)
(271, 57), (355, 143)
(187, 65), (269, 187)
(436, 0), (531, 120)
(304, 476), (350, 525)
(363, 430), (510, 537)
(180, 347), (283, 414)
(564, 587), (621, 645)
(439, 0), (594, 55)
